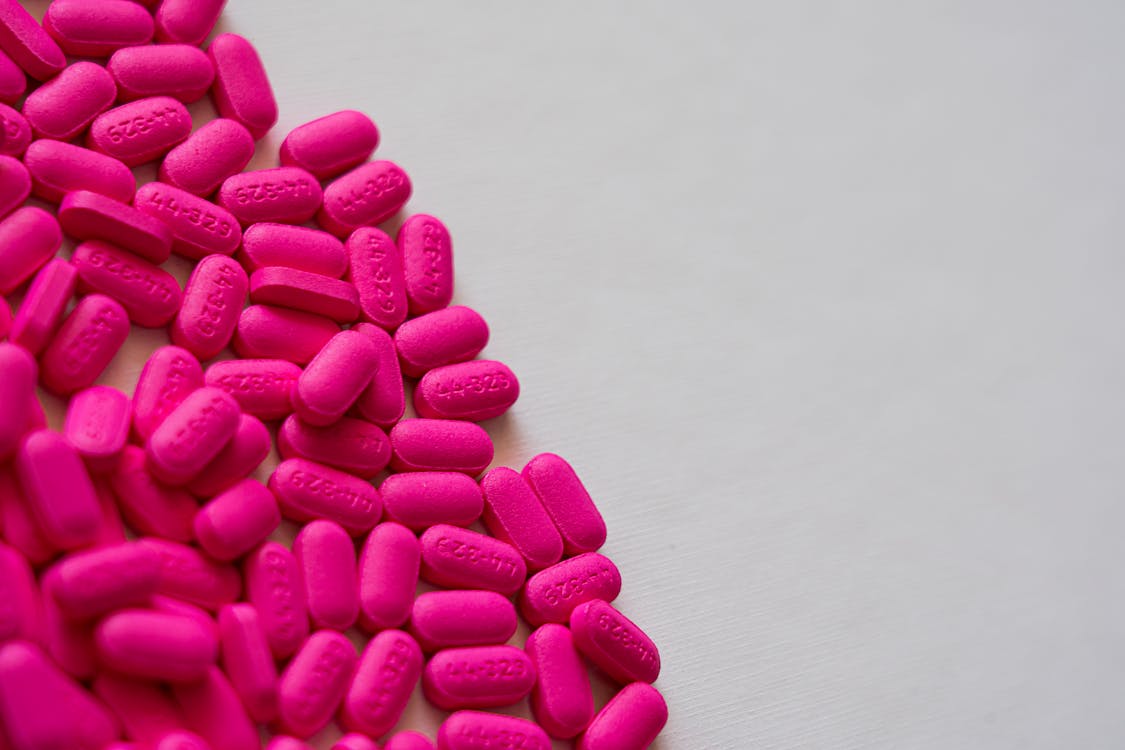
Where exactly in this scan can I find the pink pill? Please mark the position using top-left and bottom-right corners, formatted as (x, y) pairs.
(578, 682), (667, 750)
(43, 0), (153, 57)
(155, 0), (224, 46)
(0, 642), (118, 750)
(419, 524), (527, 595)
(385, 733), (435, 750)
(109, 446), (196, 541)
(332, 734), (380, 750)
(0, 102), (30, 156)
(140, 538), (242, 611)
(278, 630), (357, 738)
(269, 458), (383, 535)
(218, 167), (323, 225)
(89, 96), (193, 166)
(172, 667), (259, 750)
(0, 155), (29, 216)
(279, 414), (391, 479)
(437, 712), (550, 750)
(410, 590), (517, 652)
(294, 520), (359, 630)
(249, 266), (361, 323)
(389, 419), (493, 475)
(233, 304), (339, 364)
(347, 226), (408, 330)
(109, 44), (215, 103)
(22, 62), (116, 141)
(381, 472), (483, 530)
(479, 466), (562, 570)
(207, 33), (277, 139)
(41, 294), (129, 395)
(59, 191), (174, 264)
(267, 739), (312, 750)
(72, 240), (183, 327)
(353, 322), (405, 428)
(394, 306), (489, 378)
(151, 597), (219, 644)
(95, 609), (218, 682)
(172, 254), (249, 360)
(156, 731), (212, 750)
(0, 343), (36, 459)
(520, 553), (621, 626)
(570, 600), (661, 685)
(0, 49), (24, 103)
(414, 360), (520, 422)
(0, 0), (66, 80)
(24, 139), (135, 203)
(134, 182), (241, 259)
(160, 118), (255, 197)
(194, 478), (279, 561)
(244, 541), (309, 659)
(187, 413), (271, 497)
(340, 628), (422, 738)
(357, 522), (419, 631)
(217, 603), (279, 723)
(240, 222), (348, 277)
(147, 386), (241, 485)
(523, 453), (607, 555)
(423, 645), (536, 710)
(91, 477), (128, 546)
(318, 160), (412, 238)
(0, 297), (8, 337)
(16, 429), (101, 550)
(399, 214), (454, 315)
(49, 542), (160, 620)
(92, 672), (187, 745)
(41, 569), (97, 677)
(0, 206), (62, 295)
(132, 345), (203, 440)
(280, 111), (379, 180)
(526, 624), (594, 738)
(0, 541), (41, 642)
(294, 329), (379, 425)
(204, 358), (300, 420)
(0, 466), (59, 565)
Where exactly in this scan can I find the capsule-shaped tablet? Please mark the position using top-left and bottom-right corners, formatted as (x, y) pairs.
(217, 603), (279, 723)
(0, 465), (58, 566)
(578, 683), (667, 750)
(160, 118), (255, 197)
(526, 624), (594, 739)
(92, 672), (187, 745)
(521, 553), (621, 627)
(59, 191), (174, 264)
(208, 33), (277, 139)
(0, 0), (65, 81)
(90, 477), (128, 546)
(524, 453), (607, 555)
(437, 712), (550, 750)
(415, 360), (519, 422)
(345, 226), (408, 330)
(0, 297), (8, 337)
(0, 154), (29, 215)
(570, 600), (661, 685)
(172, 667), (260, 750)
(424, 645), (536, 710)
(358, 522), (419, 631)
(480, 467), (562, 570)
(0, 541), (41, 642)
(395, 306), (489, 378)
(140, 538), (241, 610)
(294, 520), (359, 630)
(147, 387), (241, 485)
(194, 479), (279, 561)
(380, 472), (483, 530)
(25, 140), (135, 204)
(108, 44), (215, 103)
(40, 569), (98, 677)
(187, 413), (270, 497)
(268, 737), (313, 750)
(157, 732), (212, 750)
(89, 96), (193, 167)
(134, 182), (241, 259)
(0, 102), (30, 157)
(49, 542), (159, 620)
(109, 446), (197, 541)
(334, 734), (381, 750)
(244, 541), (308, 659)
(16, 429), (101, 550)
(64, 385), (131, 472)
(133, 345), (204, 440)
(399, 214), (454, 315)
(318, 160), (412, 238)
(384, 733), (435, 750)
(389, 419), (493, 475)
(24, 62), (115, 142)
(240, 222), (348, 277)
(204, 358), (300, 420)
(44, 0), (152, 57)
(72, 241), (182, 328)
(419, 524), (527, 595)
(268, 458), (382, 535)
(218, 167), (323, 226)
(278, 415), (390, 479)
(249, 267), (360, 323)
(156, 0), (224, 46)
(278, 630), (357, 739)
(233, 304), (339, 364)
(353, 322), (405, 428)
(0, 49), (25, 103)
(294, 330), (378, 425)
(95, 609), (217, 682)
(279, 111), (378, 179)
(41, 294), (129, 395)
(0, 343), (36, 459)
(410, 590), (517, 652)
(0, 206), (62, 295)
(172, 254), (248, 360)
(340, 629), (422, 738)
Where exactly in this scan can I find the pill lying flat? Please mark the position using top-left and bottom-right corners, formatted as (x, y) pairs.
(16, 428), (102, 550)
(233, 305), (339, 364)
(353, 322), (406, 428)
(147, 387), (241, 485)
(380, 471), (483, 530)
(318, 160), (412, 238)
(89, 96), (193, 167)
(159, 119), (255, 197)
(0, 206), (62, 295)
(0, 343), (37, 459)
(110, 446), (197, 542)
(218, 167), (323, 226)
(414, 359), (520, 422)
(49, 542), (160, 620)
(278, 415), (391, 479)
(269, 458), (382, 535)
(24, 140), (135, 203)
(293, 330), (379, 425)
(419, 524), (527, 595)
(526, 624), (594, 739)
(569, 599), (661, 685)
(577, 682), (668, 750)
(294, 520), (358, 631)
(480, 466), (562, 570)
(423, 645), (536, 711)
(132, 345), (204, 441)
(94, 609), (218, 682)
(0, 102), (30, 156)
(0, 154), (29, 217)
(520, 552), (622, 626)
(172, 254), (249, 361)
(194, 478), (280, 561)
(43, 0), (153, 57)
(394, 306), (489, 378)
(171, 666), (260, 750)
(207, 33), (277, 139)
(217, 603), (279, 724)
(277, 630), (357, 738)
(340, 629), (422, 738)
(357, 522), (420, 631)
(522, 452), (607, 554)
(134, 182), (242, 260)
(140, 538), (242, 611)
(436, 712), (550, 750)
(108, 44), (215, 103)
(399, 214), (454, 315)
(244, 541), (308, 660)
(187, 413), (271, 497)
(205, 358), (301, 420)
(72, 240), (183, 328)
(241, 223), (348, 277)
(389, 419), (493, 475)
(347, 226), (409, 330)
(280, 110), (379, 179)
(155, 0), (224, 46)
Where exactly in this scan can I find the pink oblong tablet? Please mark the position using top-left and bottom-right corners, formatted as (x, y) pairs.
(0, 206), (62, 295)
(0, 0), (66, 81)
(134, 182), (242, 259)
(423, 645), (536, 711)
(249, 266), (360, 323)
(480, 467), (562, 570)
(0, 343), (37, 459)
(49, 542), (159, 620)
(523, 452), (607, 554)
(0, 50), (25, 103)
(0, 297), (8, 336)
(23, 62), (116, 141)
(218, 167), (323, 225)
(437, 712), (550, 750)
(0, 466), (57, 565)
(578, 683), (667, 750)
(204, 358), (300, 420)
(293, 329), (378, 425)
(0, 154), (29, 216)
(187, 413), (270, 497)
(0, 541), (41, 642)
(89, 96), (192, 167)
(415, 360), (520, 422)
(133, 345), (203, 440)
(172, 667), (259, 750)
(399, 214), (454, 315)
(217, 603), (279, 723)
(109, 44), (214, 103)
(40, 294), (130, 395)
(244, 541), (308, 659)
(521, 553), (621, 626)
(278, 630), (357, 739)
(268, 737), (313, 750)
(278, 415), (390, 479)
(419, 524), (527, 595)
(268, 458), (382, 535)
(16, 429), (101, 550)
(109, 446), (197, 541)
(527, 624), (594, 739)
(72, 240), (182, 328)
(44, 0), (152, 56)
(155, 0), (224, 46)
(208, 33), (277, 139)
(340, 629), (422, 738)
(385, 733), (434, 750)
(281, 111), (379, 180)
(240, 223), (348, 277)
(41, 569), (97, 677)
(233, 304), (338, 364)
(95, 609), (218, 682)
(294, 520), (359, 630)
(346, 226), (408, 330)
(64, 385), (131, 472)
(389, 419), (493, 475)
(156, 731), (212, 750)
(410, 590), (517, 652)
(160, 119), (255, 197)
(194, 479), (279, 561)
(59, 191), (174, 264)
(334, 734), (380, 750)
(570, 600), (661, 685)
(395, 306), (489, 378)
(147, 387), (241, 485)
(357, 522), (419, 631)
(0, 102), (30, 157)
(140, 538), (241, 610)
(380, 472), (483, 530)
(353, 322), (405, 428)
(93, 672), (187, 745)
(172, 254), (249, 360)
(318, 160), (412, 238)
(24, 140), (135, 203)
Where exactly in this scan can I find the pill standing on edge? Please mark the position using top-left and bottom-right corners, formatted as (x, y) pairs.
(0, 0), (67, 81)
(280, 110), (379, 179)
(249, 266), (361, 323)
(577, 682), (668, 750)
(217, 603), (279, 724)
(147, 387), (241, 485)
(357, 522), (420, 631)
(10, 259), (77, 357)
(16, 429), (102, 550)
(159, 118), (256, 197)
(294, 520), (359, 631)
(526, 624), (595, 739)
(340, 629), (423, 738)
(59, 190), (174, 265)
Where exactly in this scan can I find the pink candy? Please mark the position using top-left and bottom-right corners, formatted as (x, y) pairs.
(59, 190), (175, 265)
(280, 110), (379, 179)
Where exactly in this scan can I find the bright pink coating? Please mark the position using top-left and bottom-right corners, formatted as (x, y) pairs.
(204, 358), (301, 420)
(0, 466), (57, 565)
(278, 414), (391, 479)
(240, 223), (348, 277)
(318, 160), (412, 238)
(233, 304), (339, 364)
(569, 600), (661, 685)
(0, 49), (25, 103)
(277, 630), (358, 738)
(207, 33), (277, 140)
(340, 629), (422, 738)
(357, 522), (419, 631)
(249, 266), (361, 323)
(394, 306), (489, 378)
(414, 360), (520, 422)
(109, 446), (197, 541)
(172, 254), (249, 360)
(40, 293), (129, 395)
(194, 479), (280, 561)
(91, 477), (128, 546)
(152, 595), (220, 641)
(380, 472), (483, 530)
(172, 666), (260, 750)
(218, 167), (323, 226)
(267, 738), (312, 750)
(423, 645), (536, 711)
(22, 65), (117, 140)
(24, 140), (136, 203)
(0, 542), (41, 642)
(280, 110), (379, 179)
(15, 429), (101, 550)
(217, 603), (279, 723)
(41, 569), (98, 677)
(294, 520), (359, 631)
(410, 590), (518, 652)
(0, 155), (29, 216)
(155, 0), (225, 46)
(244, 541), (309, 659)
(72, 240), (183, 328)
(159, 119), (256, 197)
(0, 641), (119, 750)
(59, 190), (174, 264)
(49, 542), (160, 619)
(0, 343), (36, 459)
(0, 206), (62, 295)
(399, 214), (454, 315)
(346, 226), (408, 330)
(524, 452), (606, 554)
(578, 682), (667, 750)
(332, 733), (380, 750)
(0, 102), (30, 156)
(293, 329), (379, 425)
(92, 672), (187, 745)
(187, 413), (270, 497)
(384, 733), (435, 750)
(526, 624), (594, 738)
(436, 712), (550, 750)
(0, 297), (8, 337)
(269, 458), (383, 535)
(520, 553), (621, 626)
(108, 44), (215, 103)
(388, 419), (493, 474)
(89, 96), (193, 166)
(0, 0), (66, 80)
(132, 345), (203, 440)
(479, 467), (562, 570)
(156, 731), (213, 750)
(353, 322), (405, 428)
(43, 0), (152, 57)
(147, 387), (241, 485)
(418, 525), (527, 595)
(140, 538), (242, 611)
(94, 609), (218, 682)
(134, 182), (242, 259)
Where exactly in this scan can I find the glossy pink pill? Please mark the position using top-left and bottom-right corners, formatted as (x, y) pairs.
(0, 206), (62, 295)
(0, 541), (41, 642)
(25, 140), (135, 204)
(109, 446), (196, 541)
(147, 387), (240, 485)
(437, 712), (550, 750)
(41, 569), (97, 677)
(40, 294), (129, 395)
(380, 472), (483, 530)
(109, 44), (214, 103)
(0, 0), (66, 80)
(172, 254), (248, 360)
(156, 731), (212, 750)
(523, 453), (607, 554)
(155, 0), (224, 46)
(384, 733), (435, 750)
(395, 306), (489, 378)
(172, 667), (259, 750)
(244, 541), (308, 659)
(358, 522), (419, 631)
(389, 419), (493, 474)
(95, 609), (218, 682)
(269, 458), (383, 535)
(0, 102), (29, 157)
(570, 600), (661, 684)
(204, 358), (300, 420)
(415, 360), (520, 422)
(16, 429), (101, 550)
(194, 479), (279, 561)
(526, 624), (594, 738)
(22, 62), (117, 142)
(140, 538), (242, 610)
(44, 0), (152, 56)
(333, 734), (380, 750)
(134, 182), (241, 259)
(217, 603), (279, 723)
(49, 542), (159, 619)
(521, 553), (621, 626)
(294, 520), (359, 630)
(0, 467), (57, 565)
(218, 167), (323, 226)
(280, 111), (379, 180)
(0, 49), (24, 103)
(240, 222), (348, 277)
(293, 329), (378, 425)
(399, 214), (454, 315)
(279, 415), (390, 479)
(410, 590), (517, 652)
(319, 161), (412, 237)
(233, 304), (339, 364)
(423, 645), (536, 710)
(72, 240), (182, 327)
(347, 226), (408, 330)
(63, 386), (131, 472)
(59, 190), (174, 264)
(249, 266), (360, 323)
(340, 629), (422, 738)
(480, 467), (561, 570)
(0, 343), (36, 459)
(133, 345), (203, 440)
(353, 322), (405, 427)
(187, 413), (271, 497)
(92, 673), (187, 745)
(0, 155), (28, 216)
(578, 682), (667, 750)
(208, 33), (277, 139)
(278, 630), (357, 738)
(89, 96), (193, 166)
(419, 525), (527, 595)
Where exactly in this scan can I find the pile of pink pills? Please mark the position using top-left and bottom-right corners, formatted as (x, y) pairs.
(0, 2), (668, 749)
